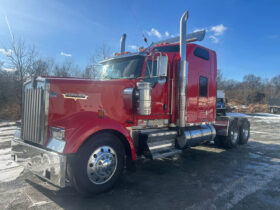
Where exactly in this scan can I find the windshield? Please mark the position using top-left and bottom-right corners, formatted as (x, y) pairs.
(99, 56), (144, 80)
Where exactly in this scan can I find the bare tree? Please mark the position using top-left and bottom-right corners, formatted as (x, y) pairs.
(216, 69), (224, 89)
(271, 75), (280, 98)
(4, 38), (37, 89)
(84, 43), (112, 79)
(53, 59), (82, 77)
(94, 42), (112, 61)
(31, 58), (54, 76)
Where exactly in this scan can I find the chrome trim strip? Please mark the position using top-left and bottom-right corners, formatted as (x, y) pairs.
(149, 143), (173, 150)
(43, 80), (50, 145)
(150, 131), (177, 137)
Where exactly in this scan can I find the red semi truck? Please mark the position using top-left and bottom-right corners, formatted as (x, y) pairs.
(12, 10), (250, 195)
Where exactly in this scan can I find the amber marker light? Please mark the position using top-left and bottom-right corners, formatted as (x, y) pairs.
(98, 109), (105, 118)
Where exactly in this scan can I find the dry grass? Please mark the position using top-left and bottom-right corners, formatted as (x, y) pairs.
(227, 100), (269, 113)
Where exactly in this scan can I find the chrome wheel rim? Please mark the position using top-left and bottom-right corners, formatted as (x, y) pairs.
(87, 146), (117, 185)
(231, 129), (238, 144)
(243, 128), (249, 139)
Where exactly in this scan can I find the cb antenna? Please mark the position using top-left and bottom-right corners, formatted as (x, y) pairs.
(143, 33), (149, 47)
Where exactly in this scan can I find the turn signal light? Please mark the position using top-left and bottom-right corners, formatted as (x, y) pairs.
(114, 51), (130, 56)
(98, 109), (105, 118)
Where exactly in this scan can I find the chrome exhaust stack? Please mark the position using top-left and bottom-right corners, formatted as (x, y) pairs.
(178, 10), (189, 128)
(120, 33), (126, 53)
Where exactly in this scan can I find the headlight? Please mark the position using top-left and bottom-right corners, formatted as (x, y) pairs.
(50, 127), (65, 140)
(47, 127), (66, 153)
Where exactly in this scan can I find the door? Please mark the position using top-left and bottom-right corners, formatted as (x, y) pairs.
(143, 57), (169, 117)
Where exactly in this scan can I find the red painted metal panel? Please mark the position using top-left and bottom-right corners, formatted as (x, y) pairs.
(44, 42), (217, 158)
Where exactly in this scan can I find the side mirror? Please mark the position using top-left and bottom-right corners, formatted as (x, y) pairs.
(157, 56), (168, 77)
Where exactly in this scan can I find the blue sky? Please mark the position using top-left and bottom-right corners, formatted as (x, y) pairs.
(0, 0), (279, 80)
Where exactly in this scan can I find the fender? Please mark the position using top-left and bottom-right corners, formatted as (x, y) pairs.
(60, 112), (136, 160)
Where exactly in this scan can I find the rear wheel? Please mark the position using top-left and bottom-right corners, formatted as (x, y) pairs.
(214, 135), (225, 147)
(238, 119), (250, 145)
(224, 119), (239, 148)
(69, 133), (125, 195)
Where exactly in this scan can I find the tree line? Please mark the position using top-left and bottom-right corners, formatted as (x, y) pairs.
(217, 70), (280, 105)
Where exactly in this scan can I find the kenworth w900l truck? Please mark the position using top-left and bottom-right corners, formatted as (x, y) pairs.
(12, 10), (250, 195)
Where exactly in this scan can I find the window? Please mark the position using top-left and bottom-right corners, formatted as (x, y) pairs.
(145, 60), (157, 77)
(199, 76), (208, 97)
(194, 47), (209, 60)
(100, 56), (144, 80)
(144, 60), (158, 86)
(153, 45), (179, 52)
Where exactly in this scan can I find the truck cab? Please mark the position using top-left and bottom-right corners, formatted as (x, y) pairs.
(12, 10), (250, 195)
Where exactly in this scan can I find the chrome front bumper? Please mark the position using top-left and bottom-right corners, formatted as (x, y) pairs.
(12, 131), (67, 187)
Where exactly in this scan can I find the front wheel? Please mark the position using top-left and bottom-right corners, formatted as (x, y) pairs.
(69, 133), (125, 195)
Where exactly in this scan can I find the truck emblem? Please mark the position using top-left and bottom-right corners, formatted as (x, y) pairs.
(62, 93), (88, 101)
(50, 92), (58, 98)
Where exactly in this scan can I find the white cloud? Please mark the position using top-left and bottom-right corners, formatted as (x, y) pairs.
(129, 45), (138, 50)
(210, 24), (227, 36)
(165, 31), (169, 37)
(2, 67), (16, 72)
(60, 52), (72, 57)
(147, 28), (162, 38)
(209, 35), (219, 43)
(0, 48), (12, 56)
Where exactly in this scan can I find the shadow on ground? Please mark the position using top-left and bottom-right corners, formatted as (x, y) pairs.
(22, 141), (280, 210)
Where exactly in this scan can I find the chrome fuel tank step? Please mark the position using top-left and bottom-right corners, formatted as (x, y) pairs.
(140, 130), (179, 160)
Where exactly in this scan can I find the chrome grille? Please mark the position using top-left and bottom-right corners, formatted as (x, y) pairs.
(22, 86), (45, 144)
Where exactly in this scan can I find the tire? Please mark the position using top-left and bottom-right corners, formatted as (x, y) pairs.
(238, 119), (250, 145)
(214, 135), (225, 147)
(69, 133), (125, 195)
(224, 119), (239, 148)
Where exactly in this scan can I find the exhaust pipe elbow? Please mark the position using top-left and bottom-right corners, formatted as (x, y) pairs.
(120, 33), (127, 53)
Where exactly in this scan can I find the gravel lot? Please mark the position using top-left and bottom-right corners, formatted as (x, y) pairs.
(0, 113), (280, 210)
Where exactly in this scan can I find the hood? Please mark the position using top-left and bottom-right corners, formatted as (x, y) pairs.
(47, 78), (136, 127)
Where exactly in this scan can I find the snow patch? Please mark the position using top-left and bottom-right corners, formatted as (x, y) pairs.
(0, 148), (11, 155)
(0, 165), (24, 182)
(226, 112), (249, 117)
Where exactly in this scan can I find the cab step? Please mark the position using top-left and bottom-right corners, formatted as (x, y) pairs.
(152, 149), (182, 160)
(140, 129), (181, 159)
